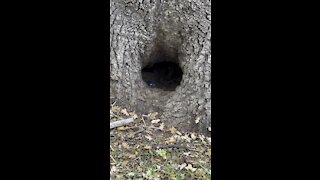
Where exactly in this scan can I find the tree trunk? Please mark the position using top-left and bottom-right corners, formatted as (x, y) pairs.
(110, 0), (211, 135)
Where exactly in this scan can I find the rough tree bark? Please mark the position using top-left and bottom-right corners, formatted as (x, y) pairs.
(110, 0), (211, 135)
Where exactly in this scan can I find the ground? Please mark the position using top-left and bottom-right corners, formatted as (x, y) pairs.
(110, 102), (212, 179)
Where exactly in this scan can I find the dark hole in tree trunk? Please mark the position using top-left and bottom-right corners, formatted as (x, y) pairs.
(141, 61), (183, 91)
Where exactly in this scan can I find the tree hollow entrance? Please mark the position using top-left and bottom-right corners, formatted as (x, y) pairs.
(141, 61), (183, 91)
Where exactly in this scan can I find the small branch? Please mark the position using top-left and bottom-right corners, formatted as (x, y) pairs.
(131, 128), (145, 137)
(155, 144), (199, 152)
(110, 118), (134, 129)
(110, 155), (117, 163)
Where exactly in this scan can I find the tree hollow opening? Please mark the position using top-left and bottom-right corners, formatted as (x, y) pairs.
(141, 61), (183, 91)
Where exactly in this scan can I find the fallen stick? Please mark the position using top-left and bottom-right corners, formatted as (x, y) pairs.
(110, 118), (134, 129)
(154, 144), (199, 152)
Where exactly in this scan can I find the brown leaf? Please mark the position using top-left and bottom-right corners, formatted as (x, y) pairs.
(122, 160), (128, 166)
(144, 145), (152, 150)
(111, 106), (121, 113)
(122, 142), (130, 149)
(159, 123), (165, 130)
(151, 119), (161, 124)
(183, 152), (191, 156)
(121, 108), (129, 116)
(166, 136), (176, 144)
(132, 114), (138, 119)
(145, 135), (153, 141)
(129, 112), (138, 119)
(150, 112), (158, 120)
(127, 132), (135, 139)
(206, 148), (211, 157)
(185, 164), (197, 172)
(117, 126), (126, 131)
(169, 127), (177, 134)
(178, 163), (187, 170)
(191, 133), (197, 140)
(110, 166), (117, 174)
(127, 154), (136, 159)
(137, 166), (143, 172)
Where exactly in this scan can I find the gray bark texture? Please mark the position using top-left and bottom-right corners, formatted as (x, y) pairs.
(110, 0), (211, 135)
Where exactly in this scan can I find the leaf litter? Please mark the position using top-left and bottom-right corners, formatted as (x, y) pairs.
(110, 103), (212, 179)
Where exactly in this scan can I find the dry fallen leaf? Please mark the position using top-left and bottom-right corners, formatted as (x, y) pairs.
(132, 114), (138, 119)
(110, 117), (118, 122)
(206, 137), (212, 144)
(169, 127), (177, 134)
(121, 108), (129, 116)
(206, 148), (211, 157)
(150, 112), (158, 120)
(127, 154), (136, 159)
(110, 166), (117, 174)
(166, 136), (176, 144)
(198, 135), (206, 143)
(129, 112), (138, 119)
(177, 163), (187, 170)
(183, 152), (191, 156)
(144, 145), (152, 150)
(185, 164), (197, 172)
(145, 135), (153, 141)
(159, 123), (165, 130)
(122, 160), (128, 166)
(122, 142), (130, 149)
(127, 132), (135, 139)
(181, 134), (192, 143)
(117, 126), (126, 131)
(137, 166), (143, 172)
(111, 106), (121, 113)
(151, 119), (161, 124)
(191, 133), (197, 140)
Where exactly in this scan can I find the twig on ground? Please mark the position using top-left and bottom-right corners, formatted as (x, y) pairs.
(147, 126), (162, 130)
(198, 163), (211, 174)
(155, 144), (199, 152)
(122, 126), (139, 130)
(111, 101), (117, 107)
(110, 155), (117, 163)
(110, 118), (134, 129)
(141, 117), (147, 127)
(131, 128), (145, 136)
